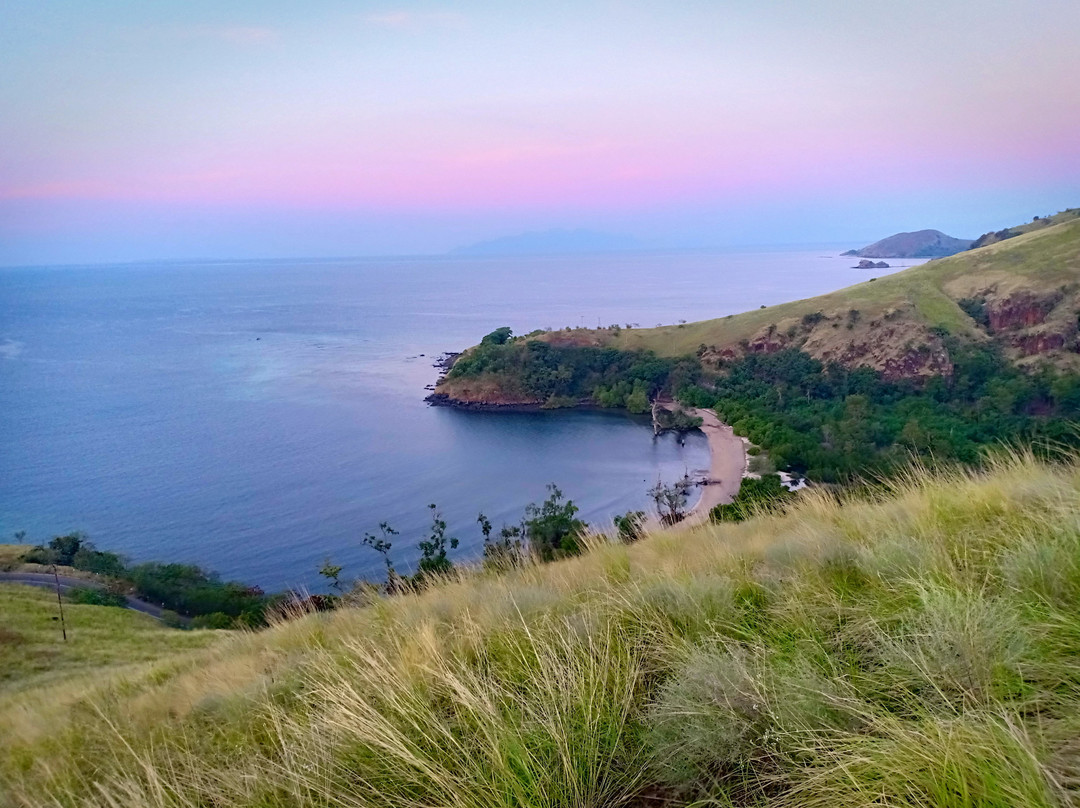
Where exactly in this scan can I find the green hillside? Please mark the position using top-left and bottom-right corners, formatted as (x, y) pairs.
(0, 585), (219, 694)
(3, 453), (1079, 807)
(605, 214), (1080, 375)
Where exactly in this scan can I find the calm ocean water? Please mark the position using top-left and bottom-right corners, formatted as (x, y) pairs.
(0, 249), (914, 590)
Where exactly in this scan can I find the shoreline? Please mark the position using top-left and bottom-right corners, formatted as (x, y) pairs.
(681, 408), (747, 525)
(432, 392), (746, 525)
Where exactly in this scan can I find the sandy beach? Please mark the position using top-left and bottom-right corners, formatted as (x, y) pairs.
(682, 408), (747, 525)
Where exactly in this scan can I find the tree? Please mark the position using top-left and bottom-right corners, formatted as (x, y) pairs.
(415, 504), (458, 583)
(524, 484), (586, 561)
(49, 532), (86, 566)
(477, 512), (493, 543)
(318, 558), (344, 592)
(899, 418), (928, 450)
(625, 383), (650, 414)
(1052, 375), (1080, 412)
(479, 511), (529, 569)
(362, 522), (403, 592)
(649, 476), (693, 525)
(481, 522), (527, 570)
(481, 327), (513, 345)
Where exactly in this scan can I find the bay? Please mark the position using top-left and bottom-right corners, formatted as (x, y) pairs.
(0, 248), (916, 590)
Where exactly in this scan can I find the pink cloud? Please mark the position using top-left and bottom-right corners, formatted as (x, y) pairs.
(4, 119), (1075, 216)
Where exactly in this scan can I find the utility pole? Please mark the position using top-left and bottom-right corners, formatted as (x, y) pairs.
(52, 565), (67, 642)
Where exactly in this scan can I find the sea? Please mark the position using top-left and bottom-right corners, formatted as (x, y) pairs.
(0, 249), (914, 591)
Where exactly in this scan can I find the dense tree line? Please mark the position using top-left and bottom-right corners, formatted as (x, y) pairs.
(682, 342), (1080, 482)
(446, 331), (700, 410)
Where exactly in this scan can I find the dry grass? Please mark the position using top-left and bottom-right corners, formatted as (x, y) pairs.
(0, 545), (31, 570)
(2, 450), (1079, 807)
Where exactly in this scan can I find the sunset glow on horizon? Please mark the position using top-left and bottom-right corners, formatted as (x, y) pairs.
(2, 1), (1078, 264)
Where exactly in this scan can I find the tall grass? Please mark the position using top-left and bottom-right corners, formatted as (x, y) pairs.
(2, 450), (1079, 807)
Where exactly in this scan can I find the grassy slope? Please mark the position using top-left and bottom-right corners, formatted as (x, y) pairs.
(609, 217), (1080, 361)
(0, 545), (31, 570)
(3, 453), (1079, 807)
(0, 586), (219, 694)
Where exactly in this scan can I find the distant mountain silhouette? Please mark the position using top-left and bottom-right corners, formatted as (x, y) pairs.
(841, 229), (973, 259)
(451, 229), (640, 256)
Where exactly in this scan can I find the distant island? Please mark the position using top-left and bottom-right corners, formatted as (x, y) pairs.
(451, 228), (640, 256)
(842, 228), (972, 258)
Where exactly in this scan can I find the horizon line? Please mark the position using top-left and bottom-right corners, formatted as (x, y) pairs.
(0, 240), (876, 271)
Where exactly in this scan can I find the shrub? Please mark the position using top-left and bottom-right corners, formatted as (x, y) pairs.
(712, 474), (793, 522)
(71, 547), (127, 577)
(191, 612), (234, 629)
(958, 297), (990, 328)
(524, 484), (586, 560)
(613, 511), (647, 544)
(414, 504), (459, 583)
(21, 546), (54, 565)
(646, 643), (853, 799)
(127, 562), (266, 621)
(67, 587), (127, 608)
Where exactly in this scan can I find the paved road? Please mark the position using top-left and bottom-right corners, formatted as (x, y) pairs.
(0, 571), (172, 621)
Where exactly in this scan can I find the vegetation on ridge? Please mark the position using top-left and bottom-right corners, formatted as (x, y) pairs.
(437, 212), (1080, 398)
(2, 451), (1079, 807)
(608, 213), (1080, 371)
(971, 207), (1080, 249)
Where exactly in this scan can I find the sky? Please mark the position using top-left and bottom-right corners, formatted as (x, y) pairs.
(1, 1), (1078, 265)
